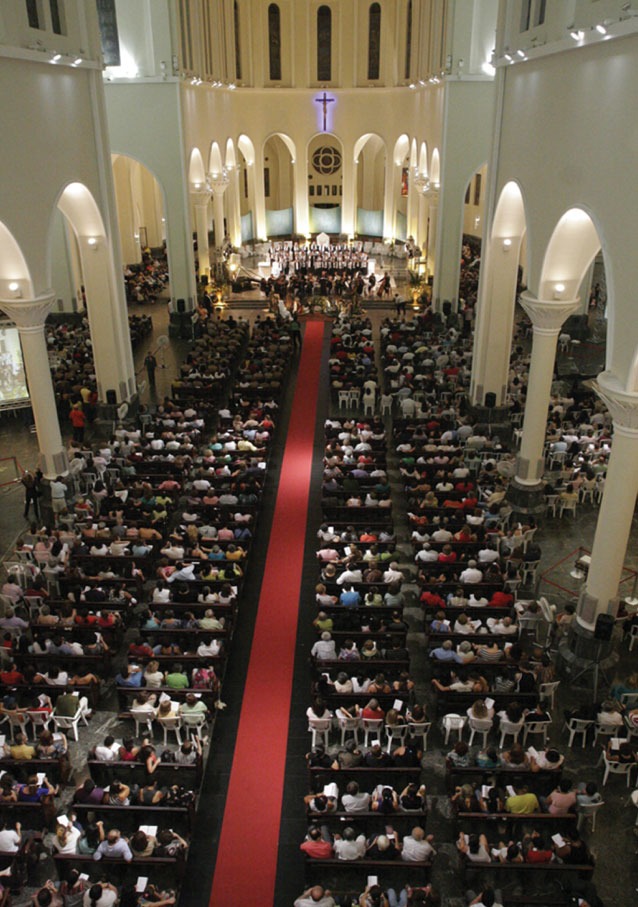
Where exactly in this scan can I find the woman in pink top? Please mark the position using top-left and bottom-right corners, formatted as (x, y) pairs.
(545, 779), (577, 816)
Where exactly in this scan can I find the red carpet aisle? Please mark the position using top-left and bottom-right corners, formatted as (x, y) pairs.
(209, 319), (327, 907)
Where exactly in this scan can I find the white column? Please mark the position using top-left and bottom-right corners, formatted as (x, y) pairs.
(227, 167), (242, 248)
(293, 158), (309, 237)
(210, 171), (230, 248)
(577, 372), (638, 630)
(382, 159), (396, 240)
(0, 295), (68, 478)
(515, 293), (580, 486)
(470, 234), (524, 406)
(406, 169), (417, 242)
(426, 189), (439, 294)
(191, 189), (212, 280)
(341, 153), (357, 238)
(252, 148), (267, 241)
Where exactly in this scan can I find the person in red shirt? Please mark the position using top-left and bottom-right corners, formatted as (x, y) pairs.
(69, 405), (86, 443)
(420, 590), (446, 609)
(524, 833), (553, 863)
(0, 663), (24, 685)
(299, 826), (333, 858)
(358, 698), (385, 721)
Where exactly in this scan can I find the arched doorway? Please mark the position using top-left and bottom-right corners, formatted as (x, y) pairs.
(353, 133), (385, 239)
(263, 133), (295, 237)
(55, 182), (136, 404)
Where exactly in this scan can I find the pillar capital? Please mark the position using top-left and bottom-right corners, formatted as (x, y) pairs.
(0, 293), (56, 332)
(208, 171), (230, 197)
(519, 291), (580, 334)
(591, 370), (638, 436)
(190, 186), (212, 205)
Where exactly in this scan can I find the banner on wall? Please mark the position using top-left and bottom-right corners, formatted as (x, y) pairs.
(401, 168), (409, 197)
(241, 212), (254, 243)
(309, 207), (342, 235)
(265, 208), (294, 237)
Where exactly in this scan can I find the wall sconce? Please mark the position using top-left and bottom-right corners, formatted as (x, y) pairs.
(87, 237), (98, 251)
(553, 282), (566, 299)
(193, 182), (202, 190)
(502, 238), (512, 251)
(8, 282), (22, 298)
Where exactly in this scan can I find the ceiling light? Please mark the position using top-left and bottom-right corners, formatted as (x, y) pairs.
(504, 52), (513, 62)
(595, 23), (607, 34)
(570, 29), (584, 40)
(517, 49), (526, 58)
(52, 52), (62, 62)
(73, 57), (82, 66)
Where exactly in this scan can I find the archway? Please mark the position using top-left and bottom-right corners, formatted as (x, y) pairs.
(112, 154), (167, 271)
(470, 180), (528, 408)
(54, 182), (136, 404)
(263, 133), (295, 236)
(237, 134), (258, 242)
(308, 134), (344, 236)
(392, 134), (410, 242)
(353, 133), (385, 239)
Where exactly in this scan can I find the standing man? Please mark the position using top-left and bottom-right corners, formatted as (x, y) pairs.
(144, 351), (157, 388)
(69, 403), (86, 443)
(289, 314), (302, 352)
(21, 468), (41, 520)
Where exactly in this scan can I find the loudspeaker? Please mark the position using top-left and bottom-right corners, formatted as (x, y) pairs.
(176, 298), (186, 313)
(105, 389), (117, 406)
(485, 392), (497, 408)
(594, 613), (614, 641)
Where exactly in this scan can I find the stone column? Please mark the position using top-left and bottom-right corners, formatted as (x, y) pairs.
(512, 292), (579, 494)
(0, 294), (68, 478)
(293, 156), (309, 238)
(191, 187), (212, 280)
(577, 371), (638, 630)
(425, 188), (439, 297)
(382, 159), (397, 240)
(209, 171), (230, 248)
(226, 166), (242, 248)
(413, 175), (429, 262)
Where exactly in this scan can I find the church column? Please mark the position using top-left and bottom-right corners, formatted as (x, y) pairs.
(191, 187), (212, 279)
(413, 175), (429, 260)
(426, 188), (439, 298)
(577, 372), (638, 630)
(382, 158), (396, 241)
(514, 293), (580, 488)
(0, 295), (68, 477)
(209, 171), (230, 248)
(293, 156), (309, 237)
(406, 167), (417, 243)
(225, 165), (241, 248)
(470, 234), (524, 407)
(252, 147), (268, 241)
(341, 152), (356, 238)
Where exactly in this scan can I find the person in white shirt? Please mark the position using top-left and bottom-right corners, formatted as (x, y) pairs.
(333, 826), (366, 860)
(460, 560), (483, 584)
(341, 781), (371, 813)
(401, 826), (436, 862)
(0, 821), (21, 852)
(311, 633), (337, 661)
(94, 736), (120, 761)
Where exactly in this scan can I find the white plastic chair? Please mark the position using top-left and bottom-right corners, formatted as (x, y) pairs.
(362, 718), (384, 748)
(468, 716), (493, 748)
(563, 717), (594, 749)
(130, 707), (156, 738)
(337, 714), (361, 746)
(53, 696), (90, 742)
(498, 717), (524, 748)
(539, 681), (560, 710)
(601, 749), (636, 787)
(521, 527), (537, 553)
(5, 711), (29, 742)
(308, 717), (332, 748)
(579, 478), (597, 504)
(559, 498), (577, 519)
(629, 626), (638, 652)
(380, 394), (393, 416)
(181, 711), (207, 740)
(520, 559), (540, 586)
(25, 710), (53, 736)
(348, 389), (361, 409)
(592, 721), (620, 748)
(338, 390), (351, 411)
(442, 713), (467, 745)
(385, 723), (409, 753)
(407, 721), (431, 752)
(158, 715), (183, 747)
(363, 388), (376, 416)
(544, 494), (559, 518)
(577, 800), (605, 833)
(523, 718), (551, 748)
